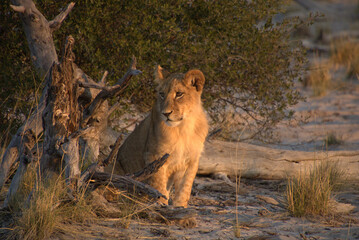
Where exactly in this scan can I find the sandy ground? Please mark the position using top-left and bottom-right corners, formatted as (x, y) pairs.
(271, 82), (359, 152)
(49, 176), (359, 240)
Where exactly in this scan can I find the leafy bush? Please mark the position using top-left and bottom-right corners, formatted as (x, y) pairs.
(1, 0), (307, 141)
(0, 1), (40, 142)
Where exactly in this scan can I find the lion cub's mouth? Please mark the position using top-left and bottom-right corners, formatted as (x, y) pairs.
(163, 117), (183, 127)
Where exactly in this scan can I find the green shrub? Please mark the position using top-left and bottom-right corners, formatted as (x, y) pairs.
(0, 1), (40, 142)
(1, 0), (308, 141)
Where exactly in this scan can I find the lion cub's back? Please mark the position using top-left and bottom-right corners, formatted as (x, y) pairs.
(115, 115), (151, 175)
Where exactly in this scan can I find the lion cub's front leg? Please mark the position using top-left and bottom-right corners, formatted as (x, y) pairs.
(172, 159), (199, 208)
(148, 166), (170, 205)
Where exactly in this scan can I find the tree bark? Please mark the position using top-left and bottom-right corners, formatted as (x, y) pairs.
(40, 35), (80, 174)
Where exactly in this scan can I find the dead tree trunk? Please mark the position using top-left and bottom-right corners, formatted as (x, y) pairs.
(2, 0), (166, 208)
(0, 0), (75, 192)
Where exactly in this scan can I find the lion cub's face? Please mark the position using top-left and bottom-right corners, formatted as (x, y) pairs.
(154, 66), (205, 127)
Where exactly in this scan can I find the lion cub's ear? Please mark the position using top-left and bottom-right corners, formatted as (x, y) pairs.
(154, 65), (169, 85)
(184, 69), (205, 92)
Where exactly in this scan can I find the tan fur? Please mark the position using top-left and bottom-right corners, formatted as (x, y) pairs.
(115, 66), (208, 207)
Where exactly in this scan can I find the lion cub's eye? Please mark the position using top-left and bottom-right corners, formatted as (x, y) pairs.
(159, 92), (165, 99)
(176, 92), (184, 98)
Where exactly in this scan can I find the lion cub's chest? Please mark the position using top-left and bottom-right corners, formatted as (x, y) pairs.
(159, 130), (202, 174)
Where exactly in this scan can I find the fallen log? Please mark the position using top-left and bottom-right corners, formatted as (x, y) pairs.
(199, 140), (359, 180)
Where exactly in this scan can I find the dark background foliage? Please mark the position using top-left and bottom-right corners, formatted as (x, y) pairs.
(0, 0), (307, 144)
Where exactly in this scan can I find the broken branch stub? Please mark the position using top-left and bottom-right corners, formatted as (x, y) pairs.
(48, 2), (75, 32)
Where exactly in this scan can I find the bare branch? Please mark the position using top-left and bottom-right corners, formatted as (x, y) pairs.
(49, 2), (75, 31)
(206, 128), (222, 141)
(100, 71), (108, 85)
(79, 152), (169, 200)
(67, 126), (95, 141)
(77, 80), (107, 90)
(10, 4), (25, 13)
(100, 134), (123, 167)
(219, 98), (259, 122)
(11, 0), (58, 78)
(77, 70), (108, 90)
(116, 56), (142, 85)
(81, 57), (141, 126)
(129, 154), (170, 182)
(108, 102), (121, 117)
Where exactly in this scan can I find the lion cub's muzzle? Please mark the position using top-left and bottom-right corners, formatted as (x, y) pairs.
(161, 110), (183, 127)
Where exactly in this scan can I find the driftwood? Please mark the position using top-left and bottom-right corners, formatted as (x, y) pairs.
(199, 140), (359, 181)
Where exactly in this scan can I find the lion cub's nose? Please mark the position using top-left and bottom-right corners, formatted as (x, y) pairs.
(162, 111), (173, 118)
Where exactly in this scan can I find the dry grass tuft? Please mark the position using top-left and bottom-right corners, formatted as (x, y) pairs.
(286, 161), (344, 217)
(304, 59), (331, 96)
(8, 169), (96, 240)
(234, 173), (242, 238)
(324, 132), (343, 147)
(330, 37), (359, 77)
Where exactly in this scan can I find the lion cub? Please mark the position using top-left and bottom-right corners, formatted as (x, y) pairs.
(115, 66), (208, 207)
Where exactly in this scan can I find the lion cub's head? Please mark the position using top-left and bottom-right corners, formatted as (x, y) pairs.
(154, 66), (205, 127)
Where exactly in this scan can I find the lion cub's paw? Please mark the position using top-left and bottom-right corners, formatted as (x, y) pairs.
(177, 217), (197, 228)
